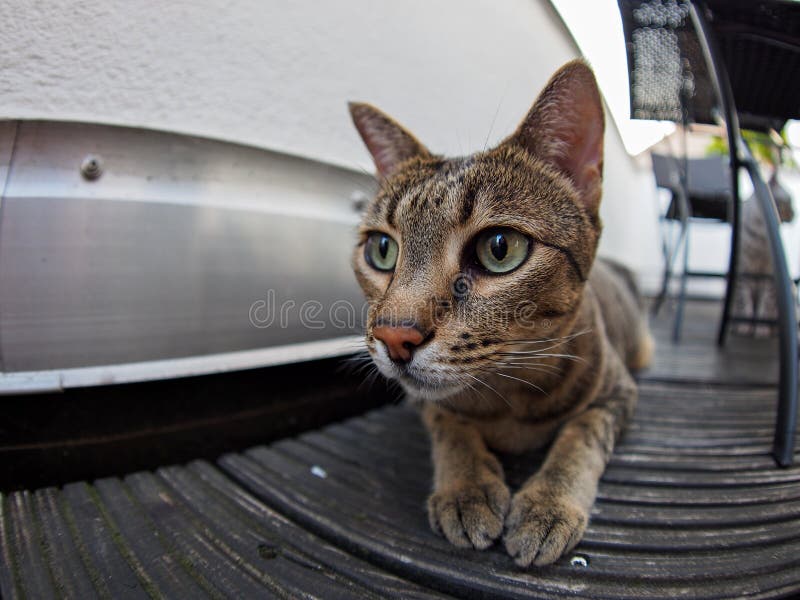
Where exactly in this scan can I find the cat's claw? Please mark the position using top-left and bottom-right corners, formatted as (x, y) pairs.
(503, 486), (587, 567)
(427, 479), (510, 550)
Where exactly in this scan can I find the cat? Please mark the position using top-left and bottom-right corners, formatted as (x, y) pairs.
(733, 171), (795, 337)
(349, 60), (653, 567)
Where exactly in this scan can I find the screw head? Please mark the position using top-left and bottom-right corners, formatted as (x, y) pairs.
(569, 554), (589, 568)
(80, 154), (103, 181)
(350, 190), (368, 213)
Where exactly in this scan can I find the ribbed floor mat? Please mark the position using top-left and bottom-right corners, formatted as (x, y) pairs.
(3, 381), (799, 599)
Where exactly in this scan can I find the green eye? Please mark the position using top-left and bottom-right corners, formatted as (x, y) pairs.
(365, 232), (399, 271)
(475, 228), (530, 274)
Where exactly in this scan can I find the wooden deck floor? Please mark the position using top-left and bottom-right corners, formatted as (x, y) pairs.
(645, 299), (780, 387)
(2, 300), (797, 599)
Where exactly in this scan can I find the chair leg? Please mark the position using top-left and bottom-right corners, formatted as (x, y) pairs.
(672, 222), (690, 343)
(651, 276), (669, 316)
(717, 163), (741, 348)
(651, 236), (672, 317)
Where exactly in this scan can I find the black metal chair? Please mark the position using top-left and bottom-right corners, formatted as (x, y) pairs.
(650, 152), (732, 341)
(619, 0), (800, 466)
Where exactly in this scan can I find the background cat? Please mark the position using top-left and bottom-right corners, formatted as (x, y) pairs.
(733, 171), (795, 337)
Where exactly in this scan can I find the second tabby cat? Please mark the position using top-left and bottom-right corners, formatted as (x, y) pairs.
(349, 60), (653, 567)
(733, 171), (795, 337)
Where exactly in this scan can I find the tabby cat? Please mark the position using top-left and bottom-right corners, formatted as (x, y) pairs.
(349, 60), (653, 567)
(733, 171), (794, 337)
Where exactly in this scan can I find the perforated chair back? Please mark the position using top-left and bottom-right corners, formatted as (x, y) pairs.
(652, 152), (731, 222)
(685, 156), (731, 221)
(651, 153), (682, 195)
(687, 156), (730, 196)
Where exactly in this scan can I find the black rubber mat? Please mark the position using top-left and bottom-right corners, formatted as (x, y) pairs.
(3, 379), (799, 599)
(0, 356), (391, 490)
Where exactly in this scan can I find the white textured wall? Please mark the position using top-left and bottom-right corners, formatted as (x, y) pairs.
(1, 0), (662, 284)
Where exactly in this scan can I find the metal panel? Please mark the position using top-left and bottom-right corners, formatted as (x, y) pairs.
(0, 121), (375, 391)
(0, 122), (17, 198)
(0, 121), (20, 374)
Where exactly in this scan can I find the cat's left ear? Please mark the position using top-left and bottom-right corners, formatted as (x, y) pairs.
(504, 60), (605, 216)
(349, 102), (432, 179)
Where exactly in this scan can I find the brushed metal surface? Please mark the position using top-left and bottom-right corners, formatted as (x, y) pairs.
(0, 121), (20, 373)
(0, 121), (16, 198)
(0, 121), (375, 388)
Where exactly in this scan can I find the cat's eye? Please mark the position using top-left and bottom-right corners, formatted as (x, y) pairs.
(474, 228), (530, 274)
(364, 232), (399, 271)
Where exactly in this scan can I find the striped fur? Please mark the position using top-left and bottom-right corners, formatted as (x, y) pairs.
(350, 61), (652, 567)
(733, 173), (795, 337)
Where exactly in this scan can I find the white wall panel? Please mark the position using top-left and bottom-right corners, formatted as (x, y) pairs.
(0, 0), (662, 283)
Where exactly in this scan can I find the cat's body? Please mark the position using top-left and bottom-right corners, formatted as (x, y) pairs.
(733, 172), (794, 337)
(349, 61), (652, 567)
(419, 258), (648, 457)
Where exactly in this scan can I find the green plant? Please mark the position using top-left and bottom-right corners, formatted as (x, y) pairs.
(706, 128), (795, 169)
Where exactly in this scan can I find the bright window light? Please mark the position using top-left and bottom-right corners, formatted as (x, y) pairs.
(551, 0), (675, 156)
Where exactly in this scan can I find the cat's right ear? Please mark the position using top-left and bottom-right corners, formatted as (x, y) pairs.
(502, 60), (605, 217)
(349, 102), (431, 179)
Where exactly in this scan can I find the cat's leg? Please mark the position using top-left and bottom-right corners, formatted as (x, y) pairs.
(504, 350), (637, 567)
(755, 281), (777, 337)
(422, 404), (511, 550)
(732, 281), (754, 336)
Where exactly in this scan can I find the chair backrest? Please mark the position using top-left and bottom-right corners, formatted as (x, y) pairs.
(651, 153), (682, 193)
(686, 156), (730, 199)
(651, 152), (732, 221)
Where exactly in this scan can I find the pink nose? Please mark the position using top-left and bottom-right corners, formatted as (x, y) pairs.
(373, 325), (426, 363)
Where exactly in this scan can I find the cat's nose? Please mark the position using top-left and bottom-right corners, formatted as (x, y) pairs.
(373, 324), (426, 364)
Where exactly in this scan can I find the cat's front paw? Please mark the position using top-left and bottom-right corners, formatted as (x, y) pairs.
(427, 477), (510, 550)
(503, 485), (587, 567)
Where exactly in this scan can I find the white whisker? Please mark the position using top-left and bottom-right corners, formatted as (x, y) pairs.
(496, 329), (592, 348)
(488, 370), (549, 396)
(495, 351), (586, 364)
(489, 362), (562, 376)
(464, 372), (512, 408)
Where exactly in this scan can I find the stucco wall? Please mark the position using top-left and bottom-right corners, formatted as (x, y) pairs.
(1, 0), (662, 284)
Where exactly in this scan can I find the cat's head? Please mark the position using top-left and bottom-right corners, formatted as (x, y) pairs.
(349, 60), (604, 401)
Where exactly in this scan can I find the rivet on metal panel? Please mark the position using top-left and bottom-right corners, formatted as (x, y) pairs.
(351, 190), (369, 213)
(80, 154), (103, 180)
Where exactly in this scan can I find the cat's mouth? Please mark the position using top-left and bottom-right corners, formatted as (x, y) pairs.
(397, 371), (464, 401)
(369, 341), (464, 401)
